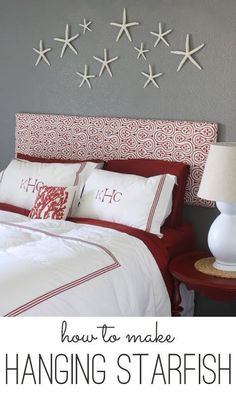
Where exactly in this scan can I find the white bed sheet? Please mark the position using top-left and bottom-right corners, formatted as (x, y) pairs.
(0, 210), (171, 317)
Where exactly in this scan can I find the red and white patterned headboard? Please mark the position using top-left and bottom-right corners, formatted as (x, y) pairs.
(15, 113), (217, 207)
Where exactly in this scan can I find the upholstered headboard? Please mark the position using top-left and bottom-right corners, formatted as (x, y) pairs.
(15, 113), (218, 207)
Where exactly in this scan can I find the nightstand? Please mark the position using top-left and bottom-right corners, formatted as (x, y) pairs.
(169, 251), (236, 316)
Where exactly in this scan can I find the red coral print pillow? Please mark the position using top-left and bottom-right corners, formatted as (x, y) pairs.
(29, 186), (75, 220)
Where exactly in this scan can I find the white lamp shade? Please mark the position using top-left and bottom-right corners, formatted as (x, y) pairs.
(198, 142), (236, 202)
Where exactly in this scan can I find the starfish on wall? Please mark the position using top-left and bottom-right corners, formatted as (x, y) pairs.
(33, 40), (51, 66)
(79, 18), (92, 34)
(171, 34), (205, 71)
(150, 23), (172, 47)
(93, 48), (119, 77)
(54, 24), (79, 58)
(134, 42), (150, 60)
(110, 7), (139, 42)
(76, 64), (95, 88)
(141, 64), (163, 88)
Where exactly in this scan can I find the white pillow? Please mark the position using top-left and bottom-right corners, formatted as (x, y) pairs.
(74, 169), (176, 235)
(0, 159), (100, 211)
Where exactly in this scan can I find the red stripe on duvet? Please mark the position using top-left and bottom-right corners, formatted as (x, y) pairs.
(0, 221), (119, 264)
(146, 175), (166, 233)
(4, 262), (120, 317)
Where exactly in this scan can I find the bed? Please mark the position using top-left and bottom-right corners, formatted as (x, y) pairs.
(0, 113), (217, 316)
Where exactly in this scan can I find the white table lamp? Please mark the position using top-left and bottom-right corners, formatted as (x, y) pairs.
(198, 142), (236, 271)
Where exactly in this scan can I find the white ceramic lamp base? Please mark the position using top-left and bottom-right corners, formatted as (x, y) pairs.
(208, 202), (236, 271)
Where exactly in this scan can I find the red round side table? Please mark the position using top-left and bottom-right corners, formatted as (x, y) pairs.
(169, 251), (236, 316)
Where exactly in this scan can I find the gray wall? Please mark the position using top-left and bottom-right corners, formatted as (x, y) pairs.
(1, 0), (236, 249)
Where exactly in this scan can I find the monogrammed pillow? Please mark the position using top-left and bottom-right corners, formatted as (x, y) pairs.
(74, 169), (176, 235)
(0, 159), (100, 211)
(29, 186), (76, 220)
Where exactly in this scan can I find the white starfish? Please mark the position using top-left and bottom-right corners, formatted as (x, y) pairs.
(134, 42), (150, 60)
(110, 7), (139, 42)
(54, 24), (79, 58)
(171, 34), (205, 71)
(93, 48), (119, 77)
(79, 18), (92, 34)
(76, 64), (95, 88)
(150, 23), (172, 47)
(33, 40), (51, 66)
(141, 64), (163, 88)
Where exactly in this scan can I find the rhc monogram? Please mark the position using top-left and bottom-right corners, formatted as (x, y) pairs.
(96, 188), (122, 204)
(20, 178), (44, 193)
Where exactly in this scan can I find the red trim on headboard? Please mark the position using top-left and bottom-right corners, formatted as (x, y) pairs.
(15, 113), (217, 207)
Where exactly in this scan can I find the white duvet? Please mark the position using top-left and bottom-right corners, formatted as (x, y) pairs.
(0, 210), (171, 317)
